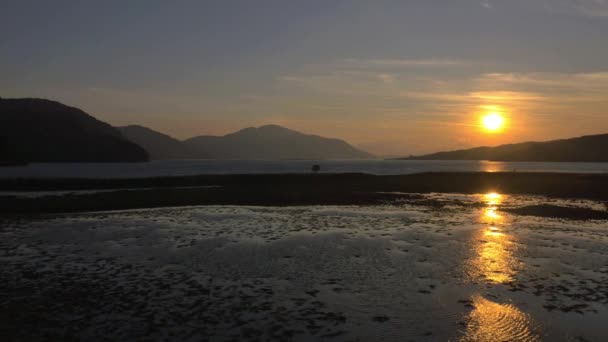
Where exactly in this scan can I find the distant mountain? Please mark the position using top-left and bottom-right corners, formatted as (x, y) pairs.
(183, 125), (375, 160)
(0, 98), (148, 163)
(399, 134), (608, 162)
(118, 125), (199, 160)
(117, 124), (374, 160)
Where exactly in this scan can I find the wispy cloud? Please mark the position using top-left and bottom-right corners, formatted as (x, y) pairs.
(399, 90), (548, 107)
(279, 71), (398, 96)
(278, 57), (479, 96)
(344, 58), (473, 68)
(279, 57), (608, 134)
(478, 72), (608, 94)
(276, 61), (608, 155)
(377, 73), (395, 84)
(469, 91), (548, 102)
(533, 0), (608, 18)
(574, 0), (608, 18)
(399, 91), (468, 102)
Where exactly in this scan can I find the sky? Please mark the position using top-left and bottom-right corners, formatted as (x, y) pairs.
(2, 0), (608, 156)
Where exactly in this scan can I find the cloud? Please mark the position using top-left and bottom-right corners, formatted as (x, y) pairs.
(574, 0), (608, 18)
(532, 0), (608, 18)
(344, 58), (473, 68)
(275, 61), (608, 155)
(279, 58), (608, 132)
(469, 91), (548, 102)
(399, 90), (548, 109)
(278, 57), (479, 96)
(377, 73), (395, 84)
(279, 72), (387, 96)
(399, 91), (469, 102)
(577, 71), (608, 80)
(478, 72), (608, 93)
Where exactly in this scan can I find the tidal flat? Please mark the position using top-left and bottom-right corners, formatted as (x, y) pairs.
(1, 193), (607, 341)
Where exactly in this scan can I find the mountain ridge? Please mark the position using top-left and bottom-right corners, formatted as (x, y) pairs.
(118, 125), (200, 160)
(398, 133), (608, 162)
(0, 97), (373, 162)
(0, 98), (149, 163)
(118, 124), (374, 160)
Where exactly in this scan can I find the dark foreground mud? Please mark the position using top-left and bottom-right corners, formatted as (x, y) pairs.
(2, 172), (608, 214)
(503, 204), (608, 220)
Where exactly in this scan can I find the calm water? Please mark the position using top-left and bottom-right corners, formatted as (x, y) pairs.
(1, 159), (607, 178)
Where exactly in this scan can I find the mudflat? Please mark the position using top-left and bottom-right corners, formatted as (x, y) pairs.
(1, 192), (607, 341)
(2, 172), (608, 215)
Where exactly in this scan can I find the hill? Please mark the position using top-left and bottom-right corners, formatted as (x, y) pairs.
(400, 134), (608, 162)
(0, 98), (148, 163)
(183, 125), (375, 159)
(118, 125), (199, 160)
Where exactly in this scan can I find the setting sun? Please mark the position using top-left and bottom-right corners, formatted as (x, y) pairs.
(482, 112), (505, 132)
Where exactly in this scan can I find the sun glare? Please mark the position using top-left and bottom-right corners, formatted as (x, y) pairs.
(484, 192), (502, 202)
(482, 112), (505, 132)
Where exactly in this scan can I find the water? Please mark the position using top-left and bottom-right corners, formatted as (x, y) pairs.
(1, 159), (607, 178)
(2, 193), (607, 341)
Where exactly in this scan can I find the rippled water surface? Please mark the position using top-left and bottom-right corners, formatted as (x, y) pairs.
(1, 193), (607, 341)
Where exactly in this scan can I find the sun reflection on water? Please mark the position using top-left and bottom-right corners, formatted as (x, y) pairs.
(480, 160), (507, 173)
(484, 226), (504, 238)
(483, 192), (503, 206)
(461, 193), (538, 341)
(485, 208), (501, 220)
(468, 192), (520, 284)
(460, 295), (540, 342)
(475, 229), (517, 283)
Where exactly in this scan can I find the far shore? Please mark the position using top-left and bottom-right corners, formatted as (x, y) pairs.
(1, 172), (608, 215)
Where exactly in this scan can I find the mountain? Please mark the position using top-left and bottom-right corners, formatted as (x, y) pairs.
(399, 134), (608, 162)
(0, 98), (148, 163)
(0, 98), (372, 162)
(184, 125), (375, 159)
(118, 125), (199, 160)
(117, 124), (374, 160)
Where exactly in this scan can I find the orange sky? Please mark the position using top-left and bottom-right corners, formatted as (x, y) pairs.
(3, 1), (608, 156)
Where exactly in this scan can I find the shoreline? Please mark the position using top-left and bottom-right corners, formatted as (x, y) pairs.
(2, 172), (608, 215)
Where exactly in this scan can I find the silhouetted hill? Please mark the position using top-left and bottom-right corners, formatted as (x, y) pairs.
(400, 134), (608, 162)
(184, 125), (375, 159)
(0, 98), (148, 163)
(118, 125), (199, 160)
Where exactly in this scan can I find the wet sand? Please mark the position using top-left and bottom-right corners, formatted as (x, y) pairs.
(1, 192), (607, 341)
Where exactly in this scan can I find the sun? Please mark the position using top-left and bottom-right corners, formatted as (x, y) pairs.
(482, 112), (505, 132)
